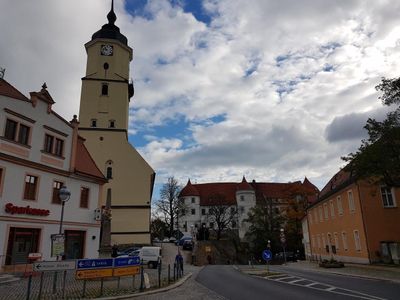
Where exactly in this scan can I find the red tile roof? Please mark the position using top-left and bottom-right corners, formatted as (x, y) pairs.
(75, 136), (107, 182)
(237, 176), (254, 191)
(180, 179), (200, 197)
(0, 79), (29, 101)
(319, 168), (353, 199)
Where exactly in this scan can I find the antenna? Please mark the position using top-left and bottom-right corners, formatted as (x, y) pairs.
(0, 67), (5, 79)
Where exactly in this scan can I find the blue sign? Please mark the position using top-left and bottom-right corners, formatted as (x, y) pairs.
(262, 249), (272, 261)
(76, 258), (113, 270)
(114, 256), (140, 267)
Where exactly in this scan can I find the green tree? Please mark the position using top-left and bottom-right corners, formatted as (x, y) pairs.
(343, 77), (400, 186)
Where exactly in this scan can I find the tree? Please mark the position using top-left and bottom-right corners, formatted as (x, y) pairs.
(155, 177), (186, 237)
(342, 77), (400, 186)
(244, 202), (284, 260)
(150, 218), (168, 240)
(207, 193), (238, 240)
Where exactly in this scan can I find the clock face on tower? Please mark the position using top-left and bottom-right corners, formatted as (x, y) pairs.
(101, 44), (113, 56)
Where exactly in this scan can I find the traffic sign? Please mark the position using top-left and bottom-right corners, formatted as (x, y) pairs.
(113, 266), (140, 277)
(114, 256), (140, 267)
(76, 258), (113, 270)
(76, 269), (113, 279)
(33, 260), (76, 272)
(262, 249), (272, 261)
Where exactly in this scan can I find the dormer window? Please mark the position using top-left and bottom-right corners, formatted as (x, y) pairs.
(101, 84), (108, 96)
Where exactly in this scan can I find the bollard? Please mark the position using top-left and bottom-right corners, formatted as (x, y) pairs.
(158, 259), (162, 287)
(100, 277), (104, 297)
(168, 264), (170, 283)
(26, 274), (33, 300)
(62, 270), (67, 299)
(38, 272), (44, 300)
(117, 276), (121, 289)
(82, 280), (86, 298)
(132, 275), (135, 291)
(140, 263), (144, 291)
(173, 262), (176, 281)
(52, 271), (58, 294)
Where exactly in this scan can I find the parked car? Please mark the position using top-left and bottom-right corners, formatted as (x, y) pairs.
(274, 251), (296, 262)
(169, 237), (177, 243)
(162, 238), (169, 242)
(119, 247), (161, 269)
(176, 237), (193, 246)
(182, 239), (193, 250)
(153, 237), (160, 243)
(117, 246), (141, 256)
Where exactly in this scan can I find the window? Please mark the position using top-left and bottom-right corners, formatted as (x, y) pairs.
(337, 196), (343, 215)
(4, 119), (17, 140)
(18, 124), (30, 145)
(80, 187), (89, 208)
(106, 167), (112, 179)
(323, 203), (329, 220)
(43, 134), (64, 157)
(314, 209), (318, 223)
(4, 119), (30, 146)
(240, 195), (244, 201)
(52, 181), (63, 204)
(334, 232), (339, 250)
(309, 212), (313, 224)
(348, 190), (355, 212)
(342, 231), (348, 251)
(201, 208), (206, 215)
(311, 235), (315, 249)
(191, 197), (195, 204)
(24, 175), (38, 200)
(381, 187), (396, 207)
(54, 138), (64, 157)
(329, 200), (335, 218)
(318, 206), (323, 222)
(101, 84), (108, 95)
(0, 167), (4, 194)
(91, 119), (97, 127)
(353, 230), (361, 251)
(109, 120), (115, 128)
(322, 234), (326, 251)
(327, 233), (332, 253)
(191, 209), (196, 215)
(239, 206), (245, 214)
(317, 234), (321, 249)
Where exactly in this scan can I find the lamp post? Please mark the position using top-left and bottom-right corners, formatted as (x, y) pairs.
(52, 186), (70, 294)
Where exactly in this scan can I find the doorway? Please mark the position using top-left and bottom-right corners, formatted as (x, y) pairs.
(6, 227), (41, 265)
(64, 230), (85, 259)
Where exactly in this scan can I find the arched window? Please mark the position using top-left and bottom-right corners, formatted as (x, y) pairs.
(106, 167), (112, 179)
(102, 84), (108, 96)
(105, 160), (113, 179)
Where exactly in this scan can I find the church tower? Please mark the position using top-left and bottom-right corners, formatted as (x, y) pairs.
(78, 1), (155, 246)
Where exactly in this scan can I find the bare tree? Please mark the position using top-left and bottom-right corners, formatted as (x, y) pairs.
(155, 177), (185, 237)
(207, 193), (238, 240)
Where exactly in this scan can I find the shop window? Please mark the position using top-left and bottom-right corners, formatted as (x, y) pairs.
(4, 119), (31, 146)
(24, 175), (38, 200)
(52, 181), (63, 204)
(381, 186), (396, 207)
(80, 187), (89, 208)
(43, 134), (64, 157)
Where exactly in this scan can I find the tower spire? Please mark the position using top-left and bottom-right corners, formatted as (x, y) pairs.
(107, 0), (116, 25)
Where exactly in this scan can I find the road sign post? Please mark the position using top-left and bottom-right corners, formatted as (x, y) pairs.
(262, 249), (272, 274)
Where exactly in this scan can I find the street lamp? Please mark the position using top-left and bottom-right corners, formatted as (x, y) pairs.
(53, 185), (70, 294)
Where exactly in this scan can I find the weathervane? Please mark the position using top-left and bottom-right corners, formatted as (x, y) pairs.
(0, 67), (5, 79)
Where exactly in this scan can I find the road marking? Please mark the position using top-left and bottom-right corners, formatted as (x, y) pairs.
(264, 273), (388, 300)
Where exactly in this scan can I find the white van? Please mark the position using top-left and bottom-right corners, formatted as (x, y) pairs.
(136, 246), (162, 269)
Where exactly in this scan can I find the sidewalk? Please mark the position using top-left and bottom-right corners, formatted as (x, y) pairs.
(238, 261), (400, 283)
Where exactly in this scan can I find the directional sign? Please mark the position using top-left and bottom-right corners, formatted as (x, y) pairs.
(262, 249), (272, 261)
(76, 258), (113, 270)
(33, 260), (76, 272)
(76, 269), (113, 279)
(114, 256), (140, 268)
(113, 266), (140, 277)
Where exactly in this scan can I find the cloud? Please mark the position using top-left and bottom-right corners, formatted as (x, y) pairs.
(2, 0), (400, 195)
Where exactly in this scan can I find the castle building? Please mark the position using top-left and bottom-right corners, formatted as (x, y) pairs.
(178, 177), (318, 240)
(0, 79), (106, 268)
(78, 2), (155, 245)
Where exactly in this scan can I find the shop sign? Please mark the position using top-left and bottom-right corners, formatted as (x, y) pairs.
(5, 203), (50, 216)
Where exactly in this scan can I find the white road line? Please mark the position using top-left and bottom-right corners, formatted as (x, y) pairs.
(325, 287), (336, 291)
(275, 276), (295, 281)
(289, 279), (306, 284)
(305, 282), (318, 287)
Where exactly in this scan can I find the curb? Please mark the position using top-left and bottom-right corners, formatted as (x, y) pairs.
(96, 272), (193, 299)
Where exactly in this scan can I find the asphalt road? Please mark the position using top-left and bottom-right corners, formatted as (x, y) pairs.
(196, 265), (400, 300)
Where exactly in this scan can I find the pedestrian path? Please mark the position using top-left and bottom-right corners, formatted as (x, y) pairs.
(264, 273), (387, 300)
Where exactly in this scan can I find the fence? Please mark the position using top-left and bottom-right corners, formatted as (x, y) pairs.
(1, 260), (185, 300)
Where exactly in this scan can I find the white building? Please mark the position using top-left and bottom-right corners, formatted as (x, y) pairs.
(0, 79), (106, 267)
(178, 177), (318, 240)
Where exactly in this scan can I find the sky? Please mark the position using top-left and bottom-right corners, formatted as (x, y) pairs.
(1, 0), (399, 200)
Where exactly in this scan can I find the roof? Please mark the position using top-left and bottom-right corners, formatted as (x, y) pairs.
(179, 178), (320, 206)
(0, 79), (29, 101)
(74, 136), (107, 182)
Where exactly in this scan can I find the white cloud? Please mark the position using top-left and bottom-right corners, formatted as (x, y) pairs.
(2, 0), (400, 194)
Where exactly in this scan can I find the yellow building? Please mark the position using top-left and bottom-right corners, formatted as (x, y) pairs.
(78, 3), (155, 245)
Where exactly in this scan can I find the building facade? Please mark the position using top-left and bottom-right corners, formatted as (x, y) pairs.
(306, 169), (400, 264)
(179, 177), (318, 240)
(78, 4), (155, 245)
(0, 79), (106, 267)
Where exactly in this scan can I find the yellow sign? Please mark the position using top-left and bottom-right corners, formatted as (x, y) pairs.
(76, 269), (113, 279)
(113, 266), (140, 277)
